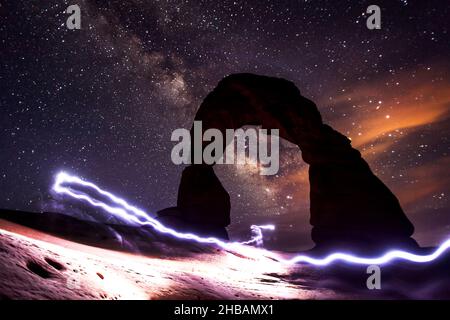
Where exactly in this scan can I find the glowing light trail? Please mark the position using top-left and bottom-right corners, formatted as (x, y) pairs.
(52, 172), (270, 249)
(52, 171), (450, 266)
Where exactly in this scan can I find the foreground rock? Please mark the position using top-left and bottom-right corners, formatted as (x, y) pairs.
(1, 216), (450, 300)
(0, 219), (338, 300)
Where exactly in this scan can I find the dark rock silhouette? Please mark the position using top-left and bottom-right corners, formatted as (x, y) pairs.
(157, 165), (231, 240)
(157, 73), (417, 252)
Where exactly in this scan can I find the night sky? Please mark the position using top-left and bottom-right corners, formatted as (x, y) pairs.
(1, 0), (449, 250)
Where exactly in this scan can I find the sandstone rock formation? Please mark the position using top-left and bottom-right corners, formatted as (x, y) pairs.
(157, 73), (417, 252)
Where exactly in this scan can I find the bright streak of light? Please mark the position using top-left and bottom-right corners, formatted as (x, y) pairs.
(52, 171), (450, 266)
(284, 241), (450, 265)
(52, 172), (271, 249)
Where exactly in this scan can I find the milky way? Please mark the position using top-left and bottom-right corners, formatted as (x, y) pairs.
(0, 0), (448, 250)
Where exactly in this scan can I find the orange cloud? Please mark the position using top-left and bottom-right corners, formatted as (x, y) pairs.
(394, 157), (450, 210)
(325, 68), (450, 149)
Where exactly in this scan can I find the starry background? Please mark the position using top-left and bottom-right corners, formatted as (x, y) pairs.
(0, 0), (449, 250)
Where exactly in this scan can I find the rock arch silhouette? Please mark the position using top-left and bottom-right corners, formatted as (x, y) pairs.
(157, 73), (418, 252)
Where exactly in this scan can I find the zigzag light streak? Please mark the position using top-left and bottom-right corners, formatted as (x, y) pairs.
(52, 172), (269, 250)
(52, 171), (450, 266)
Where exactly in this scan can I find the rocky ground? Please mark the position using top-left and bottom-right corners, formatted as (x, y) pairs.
(0, 220), (337, 300)
(0, 213), (449, 300)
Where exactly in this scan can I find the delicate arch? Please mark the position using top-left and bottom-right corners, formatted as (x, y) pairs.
(158, 73), (417, 252)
